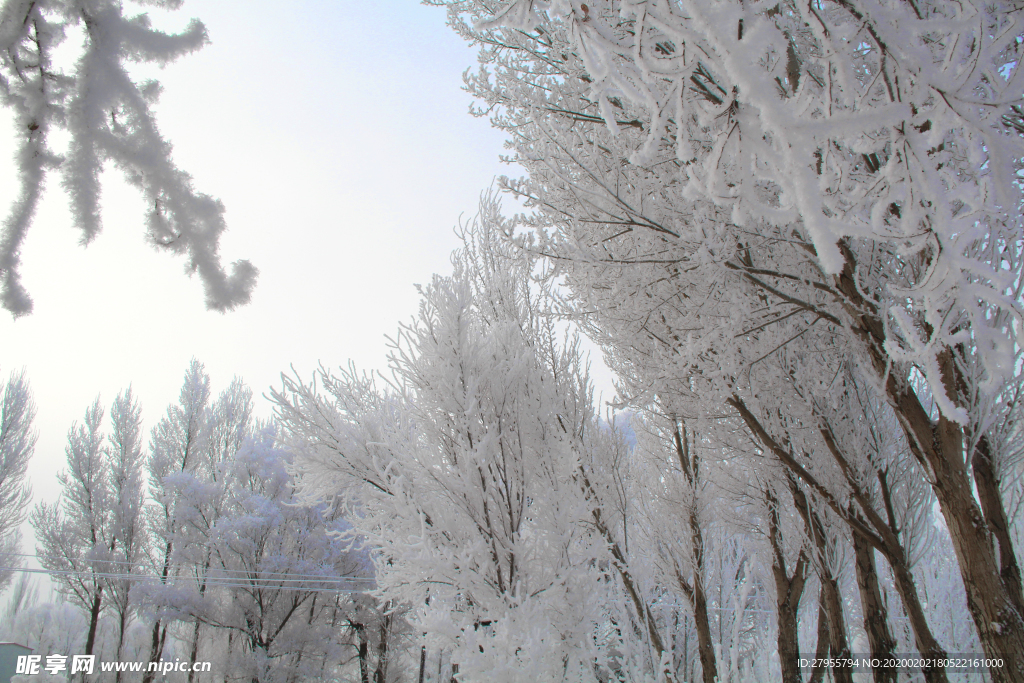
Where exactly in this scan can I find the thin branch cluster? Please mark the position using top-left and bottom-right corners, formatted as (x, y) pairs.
(0, 0), (257, 316)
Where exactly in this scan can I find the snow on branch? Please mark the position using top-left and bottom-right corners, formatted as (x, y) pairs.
(446, 0), (1024, 422)
(0, 0), (257, 316)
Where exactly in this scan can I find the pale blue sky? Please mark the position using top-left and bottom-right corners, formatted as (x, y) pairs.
(0, 1), (615, 570)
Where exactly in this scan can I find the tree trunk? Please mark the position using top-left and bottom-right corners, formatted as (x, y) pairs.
(690, 566), (717, 683)
(920, 411), (1024, 680)
(886, 555), (951, 683)
(793, 486), (853, 683)
(187, 622), (201, 683)
(768, 488), (808, 683)
(80, 588), (103, 683)
(143, 539), (174, 683)
(733, 393), (951, 683)
(114, 607), (127, 683)
(820, 565), (853, 683)
(973, 434), (1024, 616)
(84, 588), (103, 657)
(189, 555), (214, 683)
(774, 570), (804, 683)
(580, 464), (668, 660)
(141, 619), (163, 683)
(225, 631), (234, 683)
(355, 624), (370, 683)
(374, 609), (391, 683)
(673, 421), (717, 683)
(835, 243), (1024, 680)
(852, 527), (897, 683)
(418, 646), (426, 683)
(808, 598), (830, 683)
(868, 478), (950, 683)
(289, 595), (318, 683)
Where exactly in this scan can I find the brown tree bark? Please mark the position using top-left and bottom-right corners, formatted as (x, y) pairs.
(881, 557), (950, 683)
(690, 562), (717, 683)
(834, 242), (1024, 680)
(673, 421), (718, 683)
(852, 526), (897, 683)
(813, 410), (950, 683)
(820, 553), (853, 683)
(870, 477), (950, 683)
(767, 488), (809, 683)
(808, 599), (831, 683)
(730, 395), (950, 682)
(973, 434), (1024, 616)
(790, 482), (853, 683)
(374, 608), (392, 683)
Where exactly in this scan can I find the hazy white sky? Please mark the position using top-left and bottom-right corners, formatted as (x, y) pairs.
(0, 0), (615, 566)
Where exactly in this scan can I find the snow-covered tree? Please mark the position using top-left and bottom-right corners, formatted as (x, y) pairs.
(275, 213), (664, 682)
(762, 480), (811, 683)
(105, 388), (147, 681)
(629, 412), (719, 683)
(128, 364), (376, 683)
(0, 571), (39, 630)
(727, 360), (951, 683)
(139, 359), (211, 682)
(433, 0), (1024, 673)
(201, 426), (374, 683)
(169, 377), (252, 682)
(0, 0), (257, 316)
(31, 396), (112, 657)
(5, 600), (88, 663)
(0, 367), (34, 593)
(29, 390), (145, 671)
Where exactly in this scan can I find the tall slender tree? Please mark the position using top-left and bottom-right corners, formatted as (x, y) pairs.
(106, 388), (148, 683)
(0, 368), (34, 593)
(139, 360), (211, 683)
(172, 378), (253, 682)
(275, 212), (664, 681)
(32, 397), (112, 658)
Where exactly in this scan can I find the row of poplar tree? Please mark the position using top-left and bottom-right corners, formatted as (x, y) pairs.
(0, 208), (1013, 682)
(0, 364), (405, 683)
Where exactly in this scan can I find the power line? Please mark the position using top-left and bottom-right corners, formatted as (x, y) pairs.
(0, 565), (376, 593)
(5, 552), (374, 582)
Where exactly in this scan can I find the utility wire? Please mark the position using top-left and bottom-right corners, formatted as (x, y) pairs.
(5, 552), (373, 582)
(0, 565), (376, 593)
